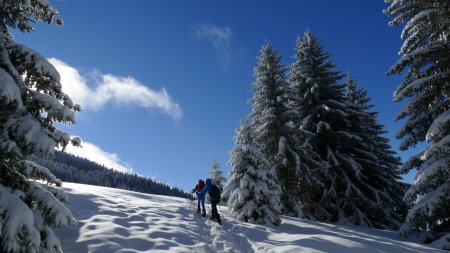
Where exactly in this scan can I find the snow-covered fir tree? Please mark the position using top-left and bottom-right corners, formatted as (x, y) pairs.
(208, 160), (226, 189)
(247, 44), (298, 217)
(290, 31), (400, 228)
(225, 44), (292, 224)
(344, 76), (405, 229)
(290, 31), (348, 222)
(385, 0), (450, 248)
(225, 120), (282, 225)
(0, 1), (81, 252)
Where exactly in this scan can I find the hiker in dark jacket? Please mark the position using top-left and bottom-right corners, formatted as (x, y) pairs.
(197, 178), (221, 224)
(191, 179), (206, 215)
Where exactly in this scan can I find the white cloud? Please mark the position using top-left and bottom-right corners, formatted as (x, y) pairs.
(49, 58), (182, 121)
(191, 23), (234, 68)
(63, 140), (133, 173)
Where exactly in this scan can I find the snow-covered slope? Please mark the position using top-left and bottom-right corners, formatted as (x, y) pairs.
(58, 183), (444, 253)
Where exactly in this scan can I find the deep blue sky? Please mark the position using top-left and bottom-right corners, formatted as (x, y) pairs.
(14, 0), (419, 191)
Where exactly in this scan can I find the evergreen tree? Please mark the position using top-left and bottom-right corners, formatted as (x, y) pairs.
(290, 31), (347, 222)
(291, 31), (394, 228)
(0, 1), (80, 252)
(249, 43), (308, 217)
(385, 0), (450, 248)
(225, 120), (282, 225)
(208, 160), (226, 189)
(225, 44), (290, 224)
(344, 76), (405, 229)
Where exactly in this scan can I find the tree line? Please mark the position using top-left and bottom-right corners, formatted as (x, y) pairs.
(31, 151), (191, 199)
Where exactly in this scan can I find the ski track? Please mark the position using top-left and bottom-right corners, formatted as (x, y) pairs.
(57, 183), (445, 253)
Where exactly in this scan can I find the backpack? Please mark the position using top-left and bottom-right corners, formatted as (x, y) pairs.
(197, 180), (205, 192)
(210, 184), (221, 200)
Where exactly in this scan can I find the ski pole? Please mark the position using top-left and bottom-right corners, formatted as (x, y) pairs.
(190, 193), (197, 212)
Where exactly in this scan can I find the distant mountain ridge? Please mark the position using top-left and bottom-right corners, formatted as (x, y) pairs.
(31, 151), (191, 199)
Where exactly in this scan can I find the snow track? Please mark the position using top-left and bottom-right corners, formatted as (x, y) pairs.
(185, 199), (254, 252)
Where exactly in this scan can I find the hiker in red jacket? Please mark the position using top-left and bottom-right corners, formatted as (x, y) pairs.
(191, 179), (206, 216)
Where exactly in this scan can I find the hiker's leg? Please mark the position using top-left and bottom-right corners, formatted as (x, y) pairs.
(201, 198), (206, 216)
(197, 199), (201, 213)
(212, 203), (218, 219)
(212, 201), (221, 223)
(211, 204), (216, 219)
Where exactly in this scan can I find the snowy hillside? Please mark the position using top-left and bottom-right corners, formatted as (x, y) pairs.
(58, 183), (444, 253)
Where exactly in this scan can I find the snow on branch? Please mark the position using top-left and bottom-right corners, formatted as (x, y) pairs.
(19, 160), (62, 186)
(401, 9), (434, 40)
(393, 72), (449, 102)
(28, 89), (75, 123)
(0, 128), (20, 157)
(387, 41), (447, 75)
(26, 182), (76, 228)
(401, 179), (450, 234)
(415, 155), (450, 187)
(0, 68), (22, 107)
(11, 42), (61, 83)
(426, 109), (450, 142)
(0, 185), (40, 253)
(5, 114), (55, 157)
